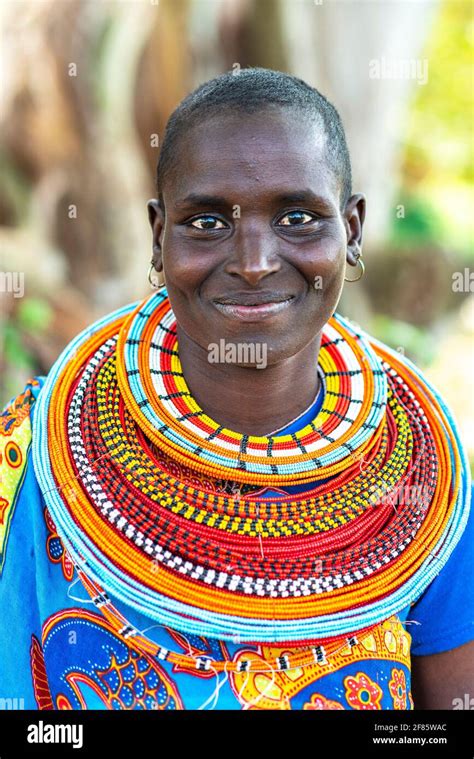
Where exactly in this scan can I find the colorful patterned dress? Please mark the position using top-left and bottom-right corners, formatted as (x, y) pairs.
(1, 374), (473, 710)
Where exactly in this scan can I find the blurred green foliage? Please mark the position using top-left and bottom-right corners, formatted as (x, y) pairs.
(16, 298), (53, 333)
(391, 0), (473, 256)
(1, 297), (53, 404)
(371, 314), (437, 367)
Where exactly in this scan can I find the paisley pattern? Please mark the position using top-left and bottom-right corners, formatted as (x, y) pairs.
(31, 610), (182, 710)
(44, 508), (74, 582)
(389, 668), (409, 710)
(228, 616), (411, 710)
(344, 672), (383, 710)
(0, 380), (39, 575)
(29, 609), (412, 710)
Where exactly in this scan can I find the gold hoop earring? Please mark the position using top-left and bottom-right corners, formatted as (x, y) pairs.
(147, 261), (166, 290)
(344, 257), (365, 282)
(344, 244), (365, 283)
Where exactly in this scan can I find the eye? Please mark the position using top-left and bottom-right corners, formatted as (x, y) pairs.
(188, 215), (227, 230)
(278, 210), (318, 226)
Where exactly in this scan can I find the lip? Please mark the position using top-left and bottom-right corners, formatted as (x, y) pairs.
(214, 292), (294, 306)
(212, 296), (295, 321)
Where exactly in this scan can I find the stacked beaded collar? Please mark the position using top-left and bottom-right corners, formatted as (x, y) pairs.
(32, 291), (470, 643)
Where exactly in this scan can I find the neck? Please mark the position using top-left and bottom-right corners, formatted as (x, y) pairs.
(176, 326), (322, 436)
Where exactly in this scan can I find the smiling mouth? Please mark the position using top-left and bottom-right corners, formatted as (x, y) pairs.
(212, 295), (295, 321)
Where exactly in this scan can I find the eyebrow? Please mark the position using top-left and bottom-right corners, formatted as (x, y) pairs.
(174, 189), (335, 211)
(174, 194), (230, 210)
(273, 190), (334, 208)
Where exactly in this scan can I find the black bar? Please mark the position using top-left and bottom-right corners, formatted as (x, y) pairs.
(0, 709), (471, 757)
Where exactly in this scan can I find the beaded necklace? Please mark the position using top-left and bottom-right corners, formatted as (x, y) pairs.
(32, 291), (470, 646)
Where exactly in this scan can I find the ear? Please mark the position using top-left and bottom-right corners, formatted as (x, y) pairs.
(342, 193), (366, 265)
(146, 199), (165, 271)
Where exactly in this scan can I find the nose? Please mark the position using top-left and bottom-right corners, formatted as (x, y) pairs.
(224, 226), (281, 286)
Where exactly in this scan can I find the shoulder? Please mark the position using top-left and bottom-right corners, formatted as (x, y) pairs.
(0, 376), (46, 465)
(1, 376), (45, 427)
(0, 377), (47, 575)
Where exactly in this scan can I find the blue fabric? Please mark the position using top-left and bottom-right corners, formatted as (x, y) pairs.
(0, 375), (472, 711)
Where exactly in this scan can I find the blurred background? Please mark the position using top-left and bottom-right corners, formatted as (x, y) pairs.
(0, 0), (473, 465)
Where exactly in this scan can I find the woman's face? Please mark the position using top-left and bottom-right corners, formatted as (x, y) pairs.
(148, 108), (365, 365)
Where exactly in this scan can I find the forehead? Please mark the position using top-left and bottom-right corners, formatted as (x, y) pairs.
(165, 109), (340, 206)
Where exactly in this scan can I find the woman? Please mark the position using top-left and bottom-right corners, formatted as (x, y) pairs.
(1, 68), (472, 711)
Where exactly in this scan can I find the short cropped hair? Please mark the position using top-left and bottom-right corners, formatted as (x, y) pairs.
(156, 67), (352, 211)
